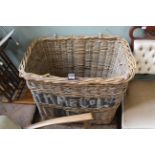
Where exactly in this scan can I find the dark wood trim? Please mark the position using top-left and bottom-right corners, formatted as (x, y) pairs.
(129, 26), (155, 50)
(0, 39), (25, 102)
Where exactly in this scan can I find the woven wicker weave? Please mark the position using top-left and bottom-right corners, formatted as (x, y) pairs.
(19, 35), (136, 123)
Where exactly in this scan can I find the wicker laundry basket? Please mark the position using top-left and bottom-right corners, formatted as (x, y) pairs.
(19, 35), (136, 124)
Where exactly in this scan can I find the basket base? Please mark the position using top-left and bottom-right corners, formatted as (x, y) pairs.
(36, 103), (120, 125)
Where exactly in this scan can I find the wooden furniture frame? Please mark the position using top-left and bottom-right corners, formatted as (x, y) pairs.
(129, 26), (155, 50)
(0, 39), (25, 102)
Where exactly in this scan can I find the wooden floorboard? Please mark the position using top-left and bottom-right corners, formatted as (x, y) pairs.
(0, 88), (35, 105)
(14, 90), (35, 105)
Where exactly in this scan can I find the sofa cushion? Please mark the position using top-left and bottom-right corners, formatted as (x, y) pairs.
(134, 40), (155, 74)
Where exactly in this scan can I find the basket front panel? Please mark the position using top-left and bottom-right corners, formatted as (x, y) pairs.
(29, 82), (125, 110)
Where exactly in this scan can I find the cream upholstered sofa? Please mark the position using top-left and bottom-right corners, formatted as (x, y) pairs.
(134, 40), (155, 74)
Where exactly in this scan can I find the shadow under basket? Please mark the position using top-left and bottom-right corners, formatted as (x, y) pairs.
(19, 35), (136, 124)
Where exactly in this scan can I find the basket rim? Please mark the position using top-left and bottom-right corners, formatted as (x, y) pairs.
(19, 35), (136, 85)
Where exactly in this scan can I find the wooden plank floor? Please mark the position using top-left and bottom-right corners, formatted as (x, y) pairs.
(0, 88), (35, 105)
(14, 90), (35, 105)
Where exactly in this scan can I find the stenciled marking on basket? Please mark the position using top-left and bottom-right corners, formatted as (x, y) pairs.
(66, 97), (79, 108)
(99, 98), (110, 108)
(45, 93), (57, 104)
(57, 96), (66, 106)
(34, 93), (40, 103)
(38, 93), (46, 103)
(35, 92), (118, 108)
(79, 98), (89, 108)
